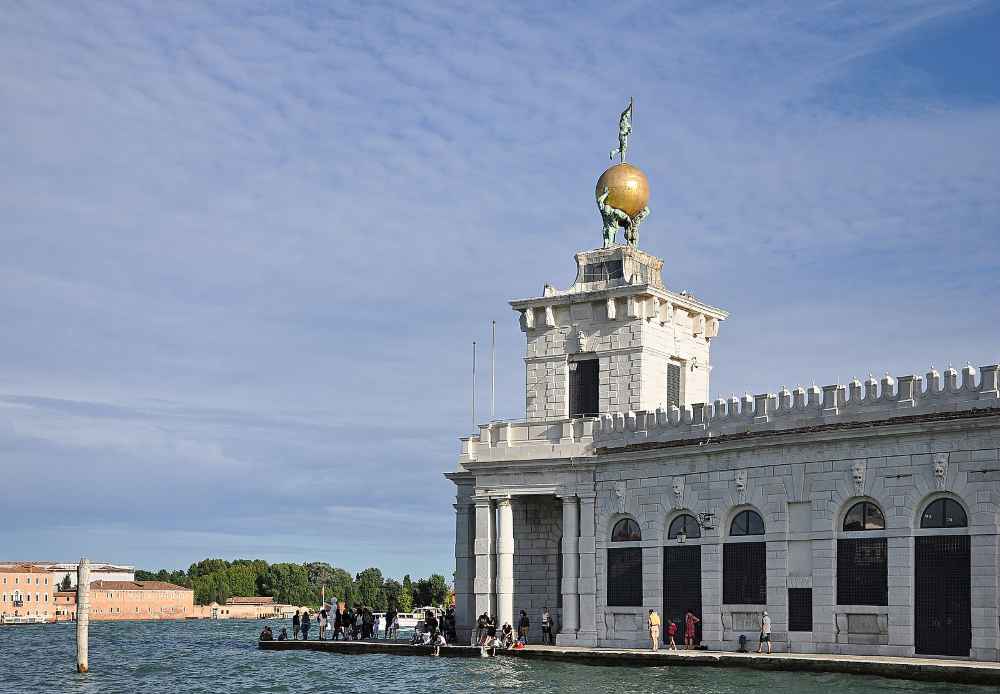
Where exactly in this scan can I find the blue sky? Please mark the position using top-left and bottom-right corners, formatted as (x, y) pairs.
(1, 1), (998, 580)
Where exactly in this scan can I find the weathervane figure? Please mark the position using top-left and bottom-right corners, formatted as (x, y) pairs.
(609, 97), (633, 163)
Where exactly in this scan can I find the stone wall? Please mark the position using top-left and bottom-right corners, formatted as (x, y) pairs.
(512, 496), (562, 639)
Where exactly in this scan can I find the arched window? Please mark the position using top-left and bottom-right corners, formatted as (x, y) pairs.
(843, 501), (885, 531)
(920, 498), (968, 529)
(611, 518), (642, 542)
(729, 510), (764, 536)
(667, 514), (701, 540)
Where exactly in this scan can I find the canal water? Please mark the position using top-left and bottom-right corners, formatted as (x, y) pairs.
(0, 619), (992, 694)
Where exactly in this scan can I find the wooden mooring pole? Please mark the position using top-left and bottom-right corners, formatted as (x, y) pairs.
(76, 558), (90, 673)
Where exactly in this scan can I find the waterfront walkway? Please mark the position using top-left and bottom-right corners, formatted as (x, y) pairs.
(258, 640), (1000, 686)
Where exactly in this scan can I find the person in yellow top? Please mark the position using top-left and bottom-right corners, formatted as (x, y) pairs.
(647, 609), (661, 651)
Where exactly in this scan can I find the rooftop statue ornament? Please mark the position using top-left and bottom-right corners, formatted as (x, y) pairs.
(610, 97), (633, 163)
(596, 98), (650, 248)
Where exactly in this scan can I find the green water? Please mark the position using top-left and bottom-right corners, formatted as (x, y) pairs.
(0, 620), (990, 693)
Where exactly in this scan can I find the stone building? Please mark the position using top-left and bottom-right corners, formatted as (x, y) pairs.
(447, 243), (1000, 660)
(0, 564), (55, 623)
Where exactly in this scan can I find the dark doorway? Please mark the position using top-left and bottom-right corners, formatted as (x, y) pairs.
(915, 535), (971, 656)
(663, 545), (701, 644)
(569, 359), (599, 417)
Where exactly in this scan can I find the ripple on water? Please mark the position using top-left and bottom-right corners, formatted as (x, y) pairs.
(0, 620), (993, 694)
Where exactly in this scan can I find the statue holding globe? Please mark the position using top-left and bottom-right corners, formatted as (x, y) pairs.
(596, 98), (650, 248)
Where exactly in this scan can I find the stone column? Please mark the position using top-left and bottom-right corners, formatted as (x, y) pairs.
(576, 492), (599, 645)
(473, 498), (496, 621)
(558, 494), (580, 642)
(496, 497), (515, 629)
(453, 500), (476, 643)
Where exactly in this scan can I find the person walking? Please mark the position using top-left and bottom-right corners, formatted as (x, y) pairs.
(517, 610), (530, 644)
(684, 609), (700, 649)
(292, 609), (301, 640)
(667, 617), (678, 650)
(476, 612), (488, 645)
(301, 610), (311, 641)
(757, 610), (772, 654)
(540, 607), (554, 645)
(647, 609), (661, 651)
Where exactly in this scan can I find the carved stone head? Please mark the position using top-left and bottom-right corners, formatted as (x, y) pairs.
(851, 461), (865, 494)
(932, 453), (948, 490)
(671, 477), (684, 505)
(735, 471), (747, 493)
(577, 331), (587, 353)
(614, 482), (627, 514)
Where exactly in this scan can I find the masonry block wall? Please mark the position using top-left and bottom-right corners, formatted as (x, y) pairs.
(512, 496), (562, 635)
(590, 422), (1000, 657)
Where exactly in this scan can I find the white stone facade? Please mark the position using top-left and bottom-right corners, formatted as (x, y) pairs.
(448, 245), (1000, 661)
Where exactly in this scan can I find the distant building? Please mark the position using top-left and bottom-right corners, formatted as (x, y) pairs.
(54, 590), (76, 621)
(87, 580), (194, 620)
(0, 561), (135, 589)
(196, 596), (298, 620)
(0, 564), (54, 623)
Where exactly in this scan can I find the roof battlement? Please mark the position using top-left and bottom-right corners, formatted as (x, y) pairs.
(595, 363), (1000, 449)
(457, 363), (1000, 466)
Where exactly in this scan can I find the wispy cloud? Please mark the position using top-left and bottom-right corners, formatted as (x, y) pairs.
(0, 1), (997, 575)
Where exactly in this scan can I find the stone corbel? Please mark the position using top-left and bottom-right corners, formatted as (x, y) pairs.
(523, 307), (535, 330)
(606, 297), (617, 320)
(544, 305), (556, 328)
(692, 313), (706, 336)
(626, 295), (642, 319)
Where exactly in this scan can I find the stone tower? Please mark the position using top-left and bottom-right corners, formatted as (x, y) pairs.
(511, 244), (728, 421)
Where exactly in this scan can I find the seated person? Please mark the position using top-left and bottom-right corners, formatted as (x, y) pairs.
(277, 628), (288, 641)
(499, 623), (514, 649)
(259, 626), (274, 641)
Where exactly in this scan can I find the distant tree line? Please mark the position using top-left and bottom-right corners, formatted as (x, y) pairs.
(135, 559), (450, 609)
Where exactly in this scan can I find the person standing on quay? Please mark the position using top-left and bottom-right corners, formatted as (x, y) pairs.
(292, 610), (301, 640)
(541, 607), (553, 645)
(647, 609), (661, 651)
(476, 612), (488, 645)
(517, 610), (530, 644)
(301, 610), (311, 640)
(757, 610), (772, 654)
(318, 608), (328, 640)
(684, 609), (700, 649)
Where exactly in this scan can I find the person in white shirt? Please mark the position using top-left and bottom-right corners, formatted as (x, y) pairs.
(757, 610), (772, 654)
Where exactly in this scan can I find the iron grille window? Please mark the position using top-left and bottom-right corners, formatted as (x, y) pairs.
(788, 588), (812, 631)
(611, 518), (642, 542)
(607, 547), (643, 607)
(843, 501), (885, 531)
(723, 542), (766, 604)
(569, 359), (599, 418)
(667, 514), (701, 540)
(666, 363), (681, 408)
(837, 538), (888, 605)
(920, 499), (967, 528)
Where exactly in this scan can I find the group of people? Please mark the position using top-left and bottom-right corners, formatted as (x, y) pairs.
(290, 604), (395, 641)
(474, 607), (555, 655)
(258, 625), (290, 641)
(646, 608), (700, 651)
(647, 608), (773, 654)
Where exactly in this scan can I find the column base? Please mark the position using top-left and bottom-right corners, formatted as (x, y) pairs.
(555, 633), (577, 646)
(574, 630), (599, 647)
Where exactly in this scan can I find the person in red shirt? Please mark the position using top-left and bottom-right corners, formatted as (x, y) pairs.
(684, 609), (700, 649)
(667, 618), (678, 650)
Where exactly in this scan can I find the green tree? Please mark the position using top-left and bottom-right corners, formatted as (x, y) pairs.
(59, 573), (72, 591)
(399, 575), (414, 612)
(188, 558), (230, 579)
(354, 568), (385, 610)
(257, 563), (312, 606)
(382, 579), (402, 611)
(413, 574), (449, 607)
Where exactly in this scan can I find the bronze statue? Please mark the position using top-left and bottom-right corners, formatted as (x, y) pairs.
(609, 98), (633, 163)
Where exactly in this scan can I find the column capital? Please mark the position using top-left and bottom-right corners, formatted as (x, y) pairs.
(495, 496), (512, 509)
(472, 496), (493, 507)
(577, 491), (598, 501)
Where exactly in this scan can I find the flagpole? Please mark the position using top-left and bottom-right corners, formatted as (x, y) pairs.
(472, 341), (477, 431)
(490, 320), (496, 421)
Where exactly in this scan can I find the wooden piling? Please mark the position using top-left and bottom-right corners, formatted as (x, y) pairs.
(76, 558), (90, 673)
